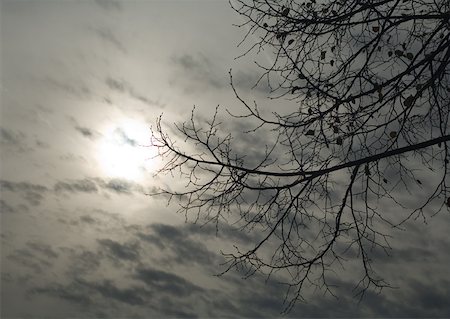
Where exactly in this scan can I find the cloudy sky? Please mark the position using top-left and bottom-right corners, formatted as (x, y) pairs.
(1, 0), (450, 317)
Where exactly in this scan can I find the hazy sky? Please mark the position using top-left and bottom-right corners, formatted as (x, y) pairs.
(1, 0), (450, 318)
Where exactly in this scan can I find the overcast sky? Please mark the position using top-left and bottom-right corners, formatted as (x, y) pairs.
(1, 0), (450, 318)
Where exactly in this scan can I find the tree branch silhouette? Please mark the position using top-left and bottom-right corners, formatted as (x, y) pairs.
(151, 0), (450, 311)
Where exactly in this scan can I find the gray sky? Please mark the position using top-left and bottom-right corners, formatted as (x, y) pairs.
(1, 0), (450, 318)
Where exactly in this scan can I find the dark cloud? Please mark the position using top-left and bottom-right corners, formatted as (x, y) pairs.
(78, 279), (151, 306)
(138, 223), (220, 266)
(0, 199), (16, 214)
(96, 178), (144, 195)
(97, 238), (140, 262)
(0, 127), (26, 146)
(53, 177), (150, 197)
(104, 179), (137, 194)
(75, 126), (97, 139)
(134, 267), (205, 297)
(30, 279), (152, 315)
(112, 127), (137, 146)
(79, 215), (98, 224)
(220, 119), (279, 168)
(285, 276), (450, 318)
(12, 218), (450, 318)
(156, 297), (199, 318)
(0, 180), (48, 205)
(69, 117), (100, 140)
(408, 280), (450, 316)
(54, 179), (98, 194)
(0, 127), (35, 153)
(136, 222), (268, 269)
(7, 248), (51, 274)
(30, 283), (93, 306)
(61, 247), (103, 277)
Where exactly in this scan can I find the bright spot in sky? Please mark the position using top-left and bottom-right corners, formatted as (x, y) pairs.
(98, 120), (158, 180)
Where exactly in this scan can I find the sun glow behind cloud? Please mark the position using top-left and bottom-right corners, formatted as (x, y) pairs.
(98, 119), (158, 180)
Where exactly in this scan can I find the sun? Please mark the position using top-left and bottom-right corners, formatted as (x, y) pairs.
(98, 119), (158, 180)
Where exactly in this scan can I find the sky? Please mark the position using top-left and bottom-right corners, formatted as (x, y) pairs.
(1, 0), (450, 318)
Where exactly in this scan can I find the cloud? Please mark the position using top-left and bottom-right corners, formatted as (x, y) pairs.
(407, 280), (450, 316)
(0, 199), (16, 214)
(0, 127), (26, 146)
(78, 279), (151, 306)
(105, 77), (160, 106)
(138, 223), (220, 266)
(54, 179), (98, 194)
(95, 178), (145, 195)
(171, 53), (225, 91)
(184, 222), (262, 243)
(52, 178), (151, 196)
(0, 180), (49, 205)
(137, 222), (265, 269)
(94, 0), (122, 11)
(79, 215), (98, 224)
(112, 127), (137, 146)
(30, 284), (93, 306)
(0, 127), (37, 153)
(59, 153), (87, 163)
(230, 69), (272, 94)
(171, 53), (270, 95)
(74, 126), (98, 140)
(42, 76), (92, 99)
(61, 247), (103, 277)
(97, 238), (140, 262)
(27, 242), (59, 259)
(134, 267), (205, 297)
(91, 27), (126, 53)
(29, 279), (153, 317)
(7, 243), (59, 275)
(7, 249), (45, 273)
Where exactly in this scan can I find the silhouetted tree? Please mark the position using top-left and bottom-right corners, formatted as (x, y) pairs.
(152, 0), (450, 311)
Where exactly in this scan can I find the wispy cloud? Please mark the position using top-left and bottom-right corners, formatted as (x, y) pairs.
(90, 27), (127, 53)
(30, 283), (93, 306)
(0, 199), (17, 214)
(170, 53), (270, 94)
(171, 53), (225, 91)
(78, 279), (151, 306)
(95, 178), (145, 195)
(54, 179), (98, 194)
(42, 76), (92, 99)
(94, 0), (122, 12)
(74, 126), (98, 140)
(7, 242), (58, 275)
(0, 180), (49, 205)
(0, 127), (37, 153)
(27, 242), (59, 259)
(105, 76), (161, 107)
(53, 178), (149, 196)
(0, 127), (26, 146)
